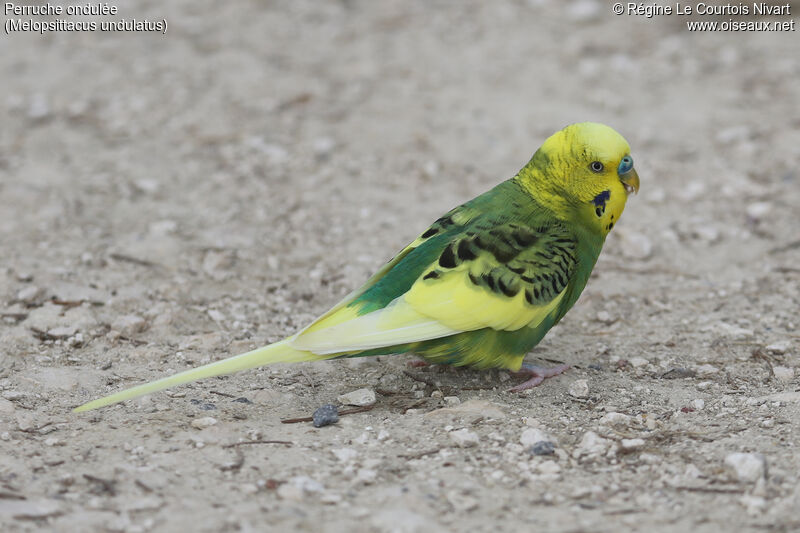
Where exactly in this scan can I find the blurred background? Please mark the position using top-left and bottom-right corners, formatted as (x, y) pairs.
(1, 1), (799, 531)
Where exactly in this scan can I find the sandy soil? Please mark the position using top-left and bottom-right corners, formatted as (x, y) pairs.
(2, 1), (799, 531)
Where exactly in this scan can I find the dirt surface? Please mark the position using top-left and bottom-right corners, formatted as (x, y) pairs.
(2, 1), (799, 532)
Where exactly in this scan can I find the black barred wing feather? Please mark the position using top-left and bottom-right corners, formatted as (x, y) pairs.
(404, 221), (578, 332)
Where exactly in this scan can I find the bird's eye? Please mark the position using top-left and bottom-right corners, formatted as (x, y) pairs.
(618, 155), (634, 174)
(590, 161), (604, 173)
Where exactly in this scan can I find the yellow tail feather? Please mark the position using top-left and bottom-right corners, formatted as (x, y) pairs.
(73, 339), (317, 412)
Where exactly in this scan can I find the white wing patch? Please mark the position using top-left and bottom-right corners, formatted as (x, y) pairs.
(290, 296), (462, 355)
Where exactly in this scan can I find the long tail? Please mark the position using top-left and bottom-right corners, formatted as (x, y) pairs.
(73, 339), (317, 412)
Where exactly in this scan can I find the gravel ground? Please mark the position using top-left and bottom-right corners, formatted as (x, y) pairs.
(1, 1), (799, 532)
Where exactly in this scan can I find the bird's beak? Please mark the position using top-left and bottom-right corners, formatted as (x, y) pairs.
(619, 168), (640, 195)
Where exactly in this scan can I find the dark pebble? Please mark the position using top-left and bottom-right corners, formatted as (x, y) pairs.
(660, 368), (696, 379)
(233, 397), (252, 404)
(190, 398), (217, 410)
(312, 404), (339, 428)
(528, 441), (556, 456)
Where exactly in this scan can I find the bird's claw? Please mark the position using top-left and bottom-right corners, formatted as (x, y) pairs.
(508, 363), (569, 392)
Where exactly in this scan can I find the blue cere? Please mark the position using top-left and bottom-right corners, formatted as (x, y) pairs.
(618, 155), (634, 175)
(591, 190), (610, 207)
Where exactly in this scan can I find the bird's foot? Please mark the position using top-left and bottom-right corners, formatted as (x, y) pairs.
(406, 360), (430, 368)
(508, 363), (569, 392)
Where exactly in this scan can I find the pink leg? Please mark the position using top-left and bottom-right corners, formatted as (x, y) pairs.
(406, 360), (430, 368)
(508, 363), (570, 392)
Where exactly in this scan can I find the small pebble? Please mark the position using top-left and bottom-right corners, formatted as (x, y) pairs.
(740, 494), (767, 516)
(600, 412), (634, 428)
(528, 441), (556, 456)
(47, 326), (77, 339)
(695, 225), (721, 243)
(190, 399), (216, 410)
(573, 431), (615, 459)
(714, 322), (753, 339)
(567, 0), (601, 21)
(277, 476), (324, 501)
(320, 493), (342, 504)
(313, 137), (335, 159)
(745, 201), (771, 221)
(520, 428), (553, 447)
(716, 125), (750, 144)
(331, 448), (358, 462)
(16, 272), (34, 282)
(202, 250), (234, 276)
(596, 311), (612, 323)
(725, 452), (767, 483)
(620, 438), (646, 451)
(312, 404), (339, 428)
(337, 388), (376, 407)
(17, 285), (44, 303)
(0, 499), (60, 519)
(191, 417), (217, 429)
(661, 367), (696, 379)
(695, 364), (719, 377)
(443, 396), (461, 406)
(772, 366), (794, 384)
(446, 491), (479, 512)
(207, 309), (226, 322)
(356, 469), (377, 484)
(765, 340), (791, 354)
(568, 379), (589, 399)
(449, 428), (480, 448)
(112, 314), (146, 336)
(536, 461), (561, 475)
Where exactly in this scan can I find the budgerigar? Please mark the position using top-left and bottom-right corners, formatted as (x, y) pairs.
(74, 122), (639, 412)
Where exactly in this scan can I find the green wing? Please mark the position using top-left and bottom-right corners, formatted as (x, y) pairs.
(292, 180), (580, 356)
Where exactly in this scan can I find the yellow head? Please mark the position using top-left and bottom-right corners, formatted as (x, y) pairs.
(517, 122), (640, 236)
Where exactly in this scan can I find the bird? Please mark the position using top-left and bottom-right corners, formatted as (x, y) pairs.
(74, 121), (639, 412)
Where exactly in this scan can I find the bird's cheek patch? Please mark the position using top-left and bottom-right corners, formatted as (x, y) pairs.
(591, 190), (610, 217)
